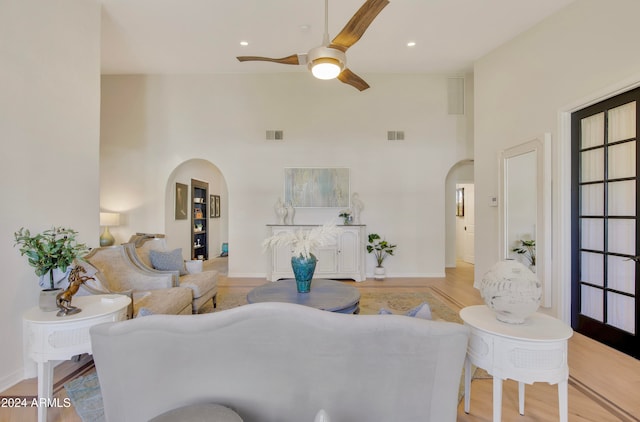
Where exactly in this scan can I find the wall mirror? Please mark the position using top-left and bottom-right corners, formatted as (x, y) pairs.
(499, 133), (551, 307)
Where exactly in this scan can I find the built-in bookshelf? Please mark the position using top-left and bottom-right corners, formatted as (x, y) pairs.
(191, 179), (208, 260)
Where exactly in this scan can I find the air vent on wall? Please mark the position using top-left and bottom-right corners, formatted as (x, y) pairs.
(387, 131), (405, 141)
(266, 130), (284, 141)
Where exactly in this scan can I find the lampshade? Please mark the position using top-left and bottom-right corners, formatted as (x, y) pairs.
(310, 58), (343, 80)
(100, 212), (120, 227)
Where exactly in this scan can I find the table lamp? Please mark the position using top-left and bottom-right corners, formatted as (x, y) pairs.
(99, 212), (120, 246)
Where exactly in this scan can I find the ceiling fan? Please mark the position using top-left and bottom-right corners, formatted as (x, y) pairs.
(236, 0), (389, 91)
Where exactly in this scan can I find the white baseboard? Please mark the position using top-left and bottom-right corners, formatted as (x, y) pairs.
(0, 367), (28, 395)
(365, 272), (446, 278)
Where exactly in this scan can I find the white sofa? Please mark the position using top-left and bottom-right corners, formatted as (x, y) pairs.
(90, 302), (469, 422)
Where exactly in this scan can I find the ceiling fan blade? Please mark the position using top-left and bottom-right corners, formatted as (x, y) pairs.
(337, 68), (370, 91)
(236, 54), (301, 65)
(329, 0), (389, 52)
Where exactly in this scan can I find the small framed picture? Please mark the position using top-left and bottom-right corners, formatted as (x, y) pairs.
(456, 187), (464, 217)
(175, 183), (188, 220)
(210, 195), (221, 218)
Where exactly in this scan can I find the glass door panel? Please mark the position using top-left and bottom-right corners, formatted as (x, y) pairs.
(580, 149), (604, 182)
(581, 251), (604, 286)
(608, 219), (635, 255)
(608, 255), (636, 294)
(581, 285), (604, 321)
(581, 112), (605, 148)
(607, 292), (635, 334)
(608, 102), (636, 143)
(581, 183), (604, 215)
(608, 142), (636, 179)
(580, 218), (604, 250)
(607, 180), (635, 216)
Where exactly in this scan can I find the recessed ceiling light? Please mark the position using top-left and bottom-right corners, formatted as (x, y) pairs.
(240, 41), (249, 46)
(407, 41), (416, 47)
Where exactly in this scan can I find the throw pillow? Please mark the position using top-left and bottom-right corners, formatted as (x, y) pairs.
(137, 308), (154, 317)
(149, 249), (188, 276)
(184, 259), (203, 274)
(378, 302), (432, 320)
(404, 302), (432, 320)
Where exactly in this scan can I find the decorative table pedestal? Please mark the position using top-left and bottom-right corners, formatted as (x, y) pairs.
(23, 294), (131, 422)
(247, 279), (360, 314)
(459, 305), (573, 422)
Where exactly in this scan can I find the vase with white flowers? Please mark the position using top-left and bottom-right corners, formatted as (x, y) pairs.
(263, 223), (342, 292)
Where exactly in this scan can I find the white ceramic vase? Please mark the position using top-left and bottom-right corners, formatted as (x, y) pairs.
(274, 198), (287, 225)
(374, 266), (386, 280)
(285, 202), (295, 225)
(477, 260), (541, 324)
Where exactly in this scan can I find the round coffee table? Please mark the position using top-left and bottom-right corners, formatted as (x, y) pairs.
(247, 279), (360, 314)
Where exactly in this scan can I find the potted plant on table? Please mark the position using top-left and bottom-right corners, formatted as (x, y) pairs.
(263, 223), (342, 293)
(512, 239), (536, 271)
(338, 209), (353, 225)
(366, 233), (397, 280)
(14, 227), (89, 311)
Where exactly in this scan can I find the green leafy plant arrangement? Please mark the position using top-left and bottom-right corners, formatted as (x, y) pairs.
(14, 227), (89, 290)
(338, 209), (352, 224)
(366, 233), (397, 267)
(512, 239), (536, 266)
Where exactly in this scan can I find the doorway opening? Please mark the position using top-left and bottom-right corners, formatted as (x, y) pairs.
(165, 159), (229, 274)
(445, 160), (474, 268)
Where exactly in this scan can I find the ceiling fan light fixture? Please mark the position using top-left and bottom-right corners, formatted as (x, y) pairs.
(310, 58), (343, 80)
(236, 0), (389, 91)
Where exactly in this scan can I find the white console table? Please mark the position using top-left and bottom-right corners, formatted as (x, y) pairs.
(266, 224), (366, 281)
(460, 305), (573, 422)
(23, 294), (130, 422)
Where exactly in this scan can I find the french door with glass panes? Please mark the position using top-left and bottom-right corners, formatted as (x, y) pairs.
(571, 87), (639, 358)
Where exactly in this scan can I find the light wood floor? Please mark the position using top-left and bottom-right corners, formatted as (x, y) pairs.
(1, 260), (638, 421)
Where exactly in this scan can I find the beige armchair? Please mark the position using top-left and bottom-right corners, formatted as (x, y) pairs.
(125, 234), (218, 313)
(82, 246), (193, 317)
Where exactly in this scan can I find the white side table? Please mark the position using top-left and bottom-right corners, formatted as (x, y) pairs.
(23, 294), (131, 422)
(460, 305), (573, 422)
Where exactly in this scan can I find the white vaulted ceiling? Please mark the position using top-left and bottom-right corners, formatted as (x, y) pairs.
(100, 0), (576, 75)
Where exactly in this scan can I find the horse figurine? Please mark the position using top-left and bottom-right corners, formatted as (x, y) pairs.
(56, 264), (94, 317)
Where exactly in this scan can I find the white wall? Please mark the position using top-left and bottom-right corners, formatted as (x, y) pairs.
(474, 0), (640, 320)
(100, 73), (473, 278)
(0, 0), (101, 389)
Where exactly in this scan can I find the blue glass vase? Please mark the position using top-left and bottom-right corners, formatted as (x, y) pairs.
(291, 254), (317, 293)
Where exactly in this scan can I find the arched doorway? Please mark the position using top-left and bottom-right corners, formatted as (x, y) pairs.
(165, 159), (229, 271)
(445, 159), (474, 268)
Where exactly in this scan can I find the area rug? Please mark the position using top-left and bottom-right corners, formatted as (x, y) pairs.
(66, 288), (479, 420)
(64, 372), (104, 422)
